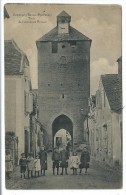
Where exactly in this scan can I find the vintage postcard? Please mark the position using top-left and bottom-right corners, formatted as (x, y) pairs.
(2, 2), (124, 192)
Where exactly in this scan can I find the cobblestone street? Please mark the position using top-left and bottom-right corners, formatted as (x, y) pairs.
(5, 152), (122, 189)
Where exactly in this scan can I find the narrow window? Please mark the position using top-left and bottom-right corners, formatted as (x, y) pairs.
(52, 42), (58, 53)
(62, 94), (64, 99)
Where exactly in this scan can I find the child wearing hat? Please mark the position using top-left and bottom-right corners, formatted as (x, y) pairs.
(19, 153), (27, 179)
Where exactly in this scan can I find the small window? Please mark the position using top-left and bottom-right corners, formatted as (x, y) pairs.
(62, 45), (65, 48)
(60, 84), (63, 86)
(48, 84), (50, 86)
(70, 41), (76, 47)
(52, 42), (58, 53)
(62, 94), (64, 99)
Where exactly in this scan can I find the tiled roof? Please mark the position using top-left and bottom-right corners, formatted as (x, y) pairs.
(37, 26), (91, 42)
(5, 40), (25, 75)
(101, 74), (122, 113)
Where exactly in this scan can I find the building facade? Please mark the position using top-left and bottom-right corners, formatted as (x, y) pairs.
(87, 58), (122, 167)
(36, 11), (92, 148)
(5, 40), (33, 161)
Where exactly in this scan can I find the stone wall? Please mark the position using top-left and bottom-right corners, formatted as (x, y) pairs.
(37, 40), (91, 147)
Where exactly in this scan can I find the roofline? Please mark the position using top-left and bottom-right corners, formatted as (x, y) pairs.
(36, 25), (92, 43)
(100, 74), (122, 114)
(5, 39), (28, 60)
(36, 39), (92, 43)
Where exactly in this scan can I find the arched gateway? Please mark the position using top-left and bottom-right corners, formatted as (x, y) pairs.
(52, 115), (73, 148)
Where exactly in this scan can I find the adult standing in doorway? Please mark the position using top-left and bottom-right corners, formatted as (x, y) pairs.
(39, 145), (47, 176)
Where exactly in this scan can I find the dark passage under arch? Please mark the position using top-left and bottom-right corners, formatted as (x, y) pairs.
(52, 114), (73, 148)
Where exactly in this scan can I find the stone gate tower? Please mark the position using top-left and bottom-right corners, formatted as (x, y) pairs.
(36, 11), (92, 148)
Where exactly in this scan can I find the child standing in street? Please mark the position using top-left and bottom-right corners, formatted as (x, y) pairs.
(60, 146), (69, 175)
(5, 149), (13, 179)
(52, 147), (60, 175)
(27, 153), (35, 178)
(39, 146), (47, 176)
(34, 154), (41, 177)
(70, 151), (80, 175)
(79, 147), (90, 174)
(19, 153), (27, 179)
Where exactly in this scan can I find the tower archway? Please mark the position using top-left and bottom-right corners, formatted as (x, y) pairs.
(52, 114), (73, 149)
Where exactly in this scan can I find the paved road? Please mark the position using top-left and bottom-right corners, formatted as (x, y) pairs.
(6, 152), (122, 189)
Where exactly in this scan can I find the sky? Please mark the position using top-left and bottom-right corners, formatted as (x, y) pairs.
(4, 3), (122, 94)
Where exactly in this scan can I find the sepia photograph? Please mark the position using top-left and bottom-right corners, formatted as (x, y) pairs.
(3, 2), (123, 190)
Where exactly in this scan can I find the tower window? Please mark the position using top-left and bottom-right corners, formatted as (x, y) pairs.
(48, 84), (50, 86)
(62, 94), (64, 99)
(52, 42), (58, 53)
(70, 41), (76, 47)
(62, 45), (65, 48)
(60, 84), (63, 86)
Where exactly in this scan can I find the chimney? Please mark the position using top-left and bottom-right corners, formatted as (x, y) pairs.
(117, 56), (122, 76)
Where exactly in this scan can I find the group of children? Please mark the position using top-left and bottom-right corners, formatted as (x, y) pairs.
(6, 145), (90, 179)
(19, 153), (41, 179)
(19, 145), (47, 179)
(52, 146), (90, 175)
